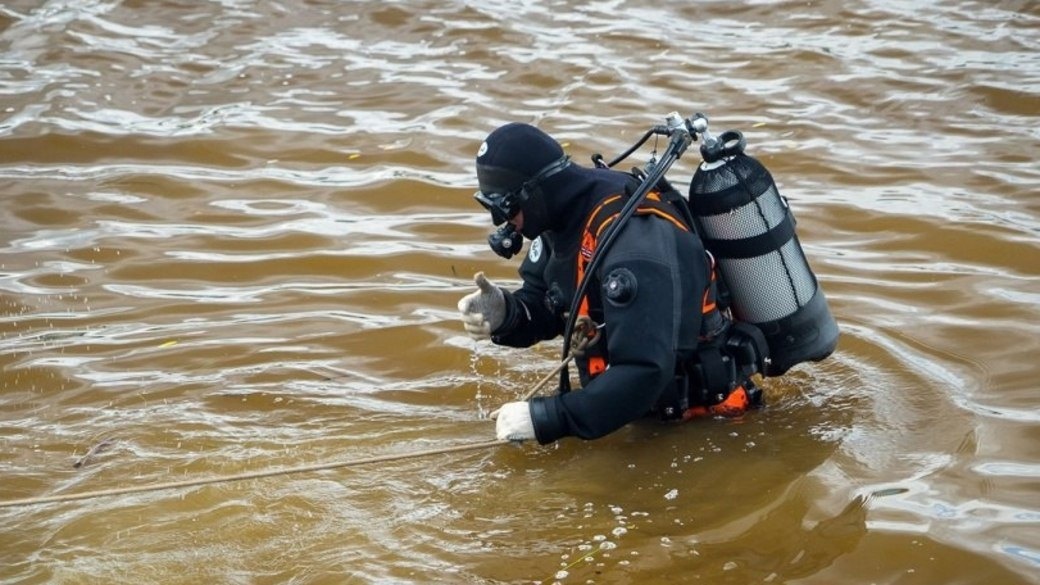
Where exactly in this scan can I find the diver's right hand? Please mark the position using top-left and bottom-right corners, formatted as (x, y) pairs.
(457, 272), (505, 340)
(494, 401), (535, 442)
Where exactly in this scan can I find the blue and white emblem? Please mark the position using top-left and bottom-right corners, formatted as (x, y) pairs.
(528, 236), (543, 263)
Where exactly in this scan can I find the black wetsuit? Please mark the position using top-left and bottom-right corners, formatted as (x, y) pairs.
(490, 164), (710, 444)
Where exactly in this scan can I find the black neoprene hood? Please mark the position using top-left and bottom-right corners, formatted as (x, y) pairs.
(475, 122), (565, 196)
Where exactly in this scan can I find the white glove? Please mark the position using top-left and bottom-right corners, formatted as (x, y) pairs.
(457, 272), (506, 340)
(495, 401), (536, 442)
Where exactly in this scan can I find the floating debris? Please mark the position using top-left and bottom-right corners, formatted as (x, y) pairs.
(73, 438), (117, 469)
(871, 487), (910, 498)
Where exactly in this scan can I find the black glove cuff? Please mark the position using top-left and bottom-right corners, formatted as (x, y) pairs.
(530, 396), (567, 445)
(491, 290), (527, 338)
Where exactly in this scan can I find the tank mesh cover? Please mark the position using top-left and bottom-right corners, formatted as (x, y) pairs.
(691, 156), (817, 324)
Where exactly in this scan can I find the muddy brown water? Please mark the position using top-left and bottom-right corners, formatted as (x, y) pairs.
(1, 1), (1038, 584)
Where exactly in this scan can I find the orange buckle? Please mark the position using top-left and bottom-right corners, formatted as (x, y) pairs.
(682, 385), (752, 421)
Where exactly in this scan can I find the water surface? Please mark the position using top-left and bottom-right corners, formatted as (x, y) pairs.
(1, 1), (1038, 583)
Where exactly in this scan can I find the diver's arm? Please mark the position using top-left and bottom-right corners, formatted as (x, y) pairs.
(491, 236), (563, 347)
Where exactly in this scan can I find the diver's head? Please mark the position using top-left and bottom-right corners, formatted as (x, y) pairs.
(473, 122), (570, 239)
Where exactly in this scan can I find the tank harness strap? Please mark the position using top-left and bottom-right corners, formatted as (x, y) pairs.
(576, 194), (623, 377)
(702, 212), (796, 260)
(700, 251), (728, 339)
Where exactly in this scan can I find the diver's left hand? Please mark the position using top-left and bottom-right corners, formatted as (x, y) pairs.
(457, 272), (506, 340)
(495, 401), (535, 442)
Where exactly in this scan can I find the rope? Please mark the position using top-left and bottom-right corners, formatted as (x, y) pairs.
(0, 332), (603, 509)
(0, 439), (507, 509)
(488, 320), (598, 419)
(488, 355), (572, 419)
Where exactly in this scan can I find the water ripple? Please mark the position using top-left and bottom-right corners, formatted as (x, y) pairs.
(1, 0), (1038, 583)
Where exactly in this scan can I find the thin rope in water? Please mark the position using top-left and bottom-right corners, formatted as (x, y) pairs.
(488, 323), (596, 418)
(0, 439), (509, 509)
(0, 326), (600, 509)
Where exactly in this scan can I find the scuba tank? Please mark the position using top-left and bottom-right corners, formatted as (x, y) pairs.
(686, 117), (839, 376)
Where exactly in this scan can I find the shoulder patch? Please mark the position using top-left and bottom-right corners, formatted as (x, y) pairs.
(527, 236), (544, 263)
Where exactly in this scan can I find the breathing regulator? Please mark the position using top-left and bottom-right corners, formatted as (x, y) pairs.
(476, 154), (572, 259)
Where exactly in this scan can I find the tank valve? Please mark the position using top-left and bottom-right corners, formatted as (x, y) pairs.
(689, 113), (715, 147)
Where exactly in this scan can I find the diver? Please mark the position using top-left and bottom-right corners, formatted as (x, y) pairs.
(457, 122), (767, 444)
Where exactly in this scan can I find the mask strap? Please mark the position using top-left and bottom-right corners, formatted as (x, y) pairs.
(518, 155), (571, 199)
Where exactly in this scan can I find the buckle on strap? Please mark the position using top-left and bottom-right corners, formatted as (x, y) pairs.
(694, 346), (737, 404)
(725, 321), (769, 377)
